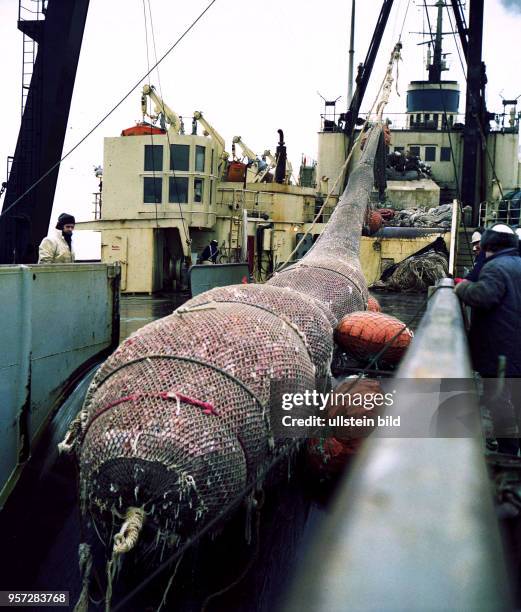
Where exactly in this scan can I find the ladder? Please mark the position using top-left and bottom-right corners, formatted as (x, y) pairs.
(228, 191), (244, 262)
(19, 0), (45, 118)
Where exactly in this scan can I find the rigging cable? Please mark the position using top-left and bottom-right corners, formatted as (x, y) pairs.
(0, 0), (219, 221)
(399, 0), (412, 42)
(422, 0), (473, 262)
(279, 41), (403, 273)
(146, 0), (191, 248)
(142, 0), (160, 230)
(444, 2), (505, 204)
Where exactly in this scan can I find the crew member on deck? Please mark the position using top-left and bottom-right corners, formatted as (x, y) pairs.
(198, 239), (219, 264)
(464, 230), (486, 281)
(38, 213), (76, 263)
(455, 224), (521, 455)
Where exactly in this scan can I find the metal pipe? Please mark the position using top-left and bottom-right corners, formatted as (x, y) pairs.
(242, 208), (248, 262)
(284, 278), (511, 611)
(347, 0), (356, 105)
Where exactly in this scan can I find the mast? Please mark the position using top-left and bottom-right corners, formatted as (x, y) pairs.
(428, 0), (445, 83)
(0, 0), (90, 264)
(343, 0), (395, 139)
(460, 0), (487, 223)
(347, 0), (356, 105)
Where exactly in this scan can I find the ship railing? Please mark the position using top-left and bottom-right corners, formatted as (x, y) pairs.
(303, 200), (336, 224)
(319, 112), (468, 132)
(285, 277), (511, 611)
(320, 110), (513, 134)
(216, 187), (274, 217)
(480, 197), (521, 227)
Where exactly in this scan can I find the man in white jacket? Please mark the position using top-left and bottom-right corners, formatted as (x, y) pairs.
(38, 213), (76, 263)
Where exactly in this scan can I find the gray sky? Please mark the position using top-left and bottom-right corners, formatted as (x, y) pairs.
(1, 0), (520, 234)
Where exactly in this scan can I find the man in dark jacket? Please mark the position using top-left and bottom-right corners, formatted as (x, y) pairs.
(198, 239), (219, 264)
(455, 224), (521, 454)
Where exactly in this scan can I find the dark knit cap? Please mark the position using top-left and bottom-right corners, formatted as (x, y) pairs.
(481, 223), (518, 253)
(56, 213), (76, 229)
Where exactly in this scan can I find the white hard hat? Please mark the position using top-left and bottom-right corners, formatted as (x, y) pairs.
(490, 223), (515, 234)
(471, 231), (481, 244)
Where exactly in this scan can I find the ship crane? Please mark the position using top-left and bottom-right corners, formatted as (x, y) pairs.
(232, 136), (267, 181)
(141, 84), (182, 135)
(232, 136), (260, 164)
(193, 110), (230, 163)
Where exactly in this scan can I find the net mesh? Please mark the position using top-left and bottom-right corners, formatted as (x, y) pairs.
(74, 125), (382, 547)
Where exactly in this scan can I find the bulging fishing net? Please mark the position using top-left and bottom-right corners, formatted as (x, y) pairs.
(71, 125), (383, 552)
(79, 302), (316, 538)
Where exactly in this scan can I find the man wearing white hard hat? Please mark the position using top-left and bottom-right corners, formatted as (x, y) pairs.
(464, 229), (485, 282)
(471, 230), (482, 253)
(455, 223), (521, 454)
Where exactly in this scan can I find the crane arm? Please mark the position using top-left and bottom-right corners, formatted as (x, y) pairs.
(142, 84), (181, 133)
(232, 136), (259, 162)
(193, 111), (229, 160)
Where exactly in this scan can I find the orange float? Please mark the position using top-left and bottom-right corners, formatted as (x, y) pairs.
(306, 377), (384, 475)
(327, 377), (385, 441)
(367, 210), (383, 235)
(335, 311), (413, 365)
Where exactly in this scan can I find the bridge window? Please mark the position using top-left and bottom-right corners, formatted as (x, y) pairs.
(143, 177), (162, 203)
(195, 146), (206, 172)
(409, 146), (420, 157)
(194, 178), (204, 203)
(440, 147), (451, 162)
(169, 176), (188, 203)
(170, 144), (190, 171)
(211, 148), (215, 174)
(425, 146), (436, 162)
(144, 145), (163, 171)
(394, 146), (404, 153)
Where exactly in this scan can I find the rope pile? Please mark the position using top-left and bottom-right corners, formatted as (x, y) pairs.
(385, 251), (448, 292)
(386, 204), (452, 228)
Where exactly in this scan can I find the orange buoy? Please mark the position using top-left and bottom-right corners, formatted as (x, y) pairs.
(367, 295), (381, 312)
(306, 377), (385, 475)
(367, 210), (383, 235)
(335, 311), (413, 365)
(327, 377), (385, 441)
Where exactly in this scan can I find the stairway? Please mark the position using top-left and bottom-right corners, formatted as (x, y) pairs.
(455, 228), (476, 278)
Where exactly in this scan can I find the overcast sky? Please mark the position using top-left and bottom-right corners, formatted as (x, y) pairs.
(1, 0), (520, 233)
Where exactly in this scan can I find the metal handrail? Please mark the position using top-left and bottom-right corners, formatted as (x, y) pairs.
(285, 278), (511, 611)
